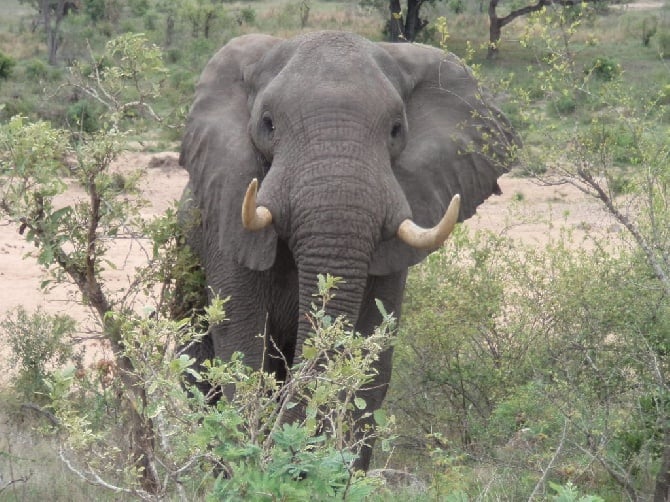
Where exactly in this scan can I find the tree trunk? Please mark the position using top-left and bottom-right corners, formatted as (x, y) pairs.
(42, 0), (66, 65)
(388, 0), (404, 42)
(404, 0), (425, 42)
(165, 14), (175, 47)
(487, 0), (502, 59)
(388, 0), (426, 42)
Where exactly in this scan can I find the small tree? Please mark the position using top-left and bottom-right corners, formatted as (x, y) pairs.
(21, 0), (69, 65)
(487, 0), (608, 58)
(0, 33), (168, 493)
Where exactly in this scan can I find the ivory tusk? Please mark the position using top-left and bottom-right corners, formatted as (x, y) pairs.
(241, 178), (273, 231)
(396, 194), (461, 250)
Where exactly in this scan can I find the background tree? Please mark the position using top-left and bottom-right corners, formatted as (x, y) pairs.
(21, 0), (70, 64)
(388, 0), (429, 41)
(487, 0), (607, 58)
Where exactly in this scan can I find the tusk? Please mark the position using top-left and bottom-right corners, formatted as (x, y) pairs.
(241, 178), (273, 231)
(397, 194), (461, 250)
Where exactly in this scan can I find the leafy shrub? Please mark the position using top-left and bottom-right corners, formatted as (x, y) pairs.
(642, 16), (658, 47)
(578, 117), (640, 166)
(128, 0), (149, 16)
(0, 96), (36, 121)
(208, 422), (374, 500)
(551, 91), (577, 116)
(0, 50), (16, 80)
(659, 84), (670, 105)
(549, 481), (604, 502)
(24, 57), (49, 81)
(236, 6), (257, 25)
(84, 0), (106, 23)
(165, 47), (182, 64)
(585, 56), (621, 81)
(66, 100), (103, 133)
(42, 274), (395, 497)
(387, 223), (669, 496)
(657, 30), (670, 58)
(487, 381), (562, 443)
(169, 67), (196, 94)
(143, 11), (157, 31)
(449, 0), (465, 14)
(2, 307), (80, 402)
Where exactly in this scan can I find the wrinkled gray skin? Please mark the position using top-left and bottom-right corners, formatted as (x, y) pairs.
(179, 31), (519, 471)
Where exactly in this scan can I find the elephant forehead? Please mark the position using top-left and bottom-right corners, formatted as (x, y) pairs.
(274, 34), (393, 89)
(271, 59), (402, 117)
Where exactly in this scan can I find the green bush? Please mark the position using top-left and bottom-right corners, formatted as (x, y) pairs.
(84, 0), (106, 23)
(66, 100), (103, 133)
(0, 50), (16, 80)
(387, 223), (668, 496)
(585, 56), (621, 81)
(657, 30), (670, 58)
(24, 57), (49, 81)
(44, 276), (394, 498)
(128, 0), (150, 16)
(659, 83), (670, 105)
(549, 482), (604, 502)
(2, 307), (80, 402)
(551, 91), (577, 116)
(642, 16), (657, 47)
(449, 0), (465, 14)
(0, 95), (36, 121)
(578, 118), (641, 166)
(236, 7), (257, 25)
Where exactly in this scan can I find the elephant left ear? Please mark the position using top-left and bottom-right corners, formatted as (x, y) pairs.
(369, 42), (521, 276)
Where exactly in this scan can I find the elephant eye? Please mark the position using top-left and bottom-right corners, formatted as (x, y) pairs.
(390, 121), (402, 139)
(262, 112), (275, 135)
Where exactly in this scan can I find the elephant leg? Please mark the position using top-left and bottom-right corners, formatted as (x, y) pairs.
(188, 262), (269, 402)
(263, 240), (299, 382)
(263, 312), (298, 383)
(351, 270), (408, 471)
(212, 266), (270, 364)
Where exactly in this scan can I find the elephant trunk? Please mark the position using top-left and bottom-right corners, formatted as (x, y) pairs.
(294, 248), (369, 357)
(290, 188), (379, 360)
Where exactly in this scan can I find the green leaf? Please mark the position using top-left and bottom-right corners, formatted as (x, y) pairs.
(373, 408), (387, 427)
(302, 344), (317, 360)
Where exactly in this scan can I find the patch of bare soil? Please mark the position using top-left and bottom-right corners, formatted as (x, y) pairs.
(613, 0), (665, 10)
(0, 152), (188, 375)
(468, 174), (621, 246)
(0, 156), (618, 379)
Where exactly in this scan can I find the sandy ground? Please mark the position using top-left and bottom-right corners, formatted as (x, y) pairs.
(0, 152), (619, 375)
(614, 0), (666, 9)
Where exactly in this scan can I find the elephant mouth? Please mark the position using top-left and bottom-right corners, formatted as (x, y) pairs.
(241, 177), (461, 251)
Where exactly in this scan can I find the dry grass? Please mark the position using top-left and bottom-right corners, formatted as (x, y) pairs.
(0, 396), (119, 501)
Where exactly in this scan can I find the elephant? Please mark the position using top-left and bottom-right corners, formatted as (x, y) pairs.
(178, 30), (520, 472)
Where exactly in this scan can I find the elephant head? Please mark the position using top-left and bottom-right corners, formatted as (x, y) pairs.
(179, 31), (519, 469)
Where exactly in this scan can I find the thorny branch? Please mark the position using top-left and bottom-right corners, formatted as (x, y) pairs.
(575, 164), (670, 297)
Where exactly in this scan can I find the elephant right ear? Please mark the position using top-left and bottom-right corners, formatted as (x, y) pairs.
(179, 35), (281, 271)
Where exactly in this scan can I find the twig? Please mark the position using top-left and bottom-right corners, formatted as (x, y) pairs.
(20, 402), (60, 426)
(0, 473), (33, 495)
(528, 418), (568, 500)
(58, 446), (158, 499)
